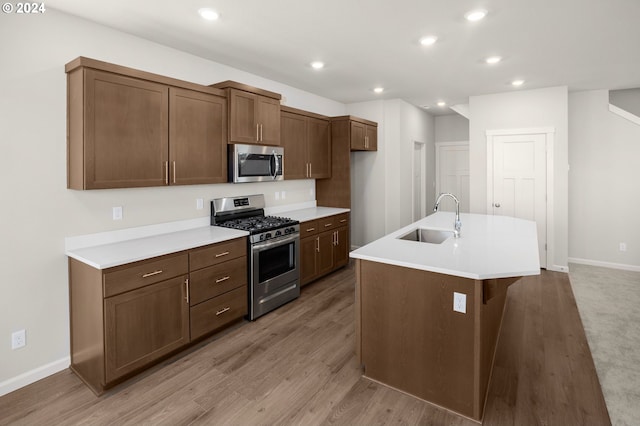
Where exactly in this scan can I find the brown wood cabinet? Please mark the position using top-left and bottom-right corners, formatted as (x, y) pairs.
(68, 237), (247, 395)
(169, 88), (227, 185)
(66, 57), (227, 190)
(316, 116), (378, 208)
(299, 213), (349, 286)
(211, 81), (282, 146)
(188, 238), (247, 340)
(349, 117), (378, 151)
(281, 106), (331, 179)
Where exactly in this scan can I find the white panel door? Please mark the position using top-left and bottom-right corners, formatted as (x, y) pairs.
(412, 142), (426, 221)
(436, 143), (470, 213)
(491, 133), (547, 267)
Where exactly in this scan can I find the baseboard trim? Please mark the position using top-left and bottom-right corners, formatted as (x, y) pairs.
(0, 356), (70, 397)
(568, 257), (640, 272)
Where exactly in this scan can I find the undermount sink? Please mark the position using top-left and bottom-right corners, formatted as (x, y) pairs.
(398, 228), (454, 244)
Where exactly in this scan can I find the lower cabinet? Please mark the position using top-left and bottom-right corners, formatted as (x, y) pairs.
(69, 237), (247, 395)
(104, 275), (190, 383)
(300, 213), (350, 286)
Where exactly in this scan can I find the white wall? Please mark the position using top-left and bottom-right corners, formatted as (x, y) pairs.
(0, 10), (346, 392)
(468, 86), (569, 271)
(569, 90), (640, 270)
(349, 100), (434, 247)
(435, 114), (469, 142)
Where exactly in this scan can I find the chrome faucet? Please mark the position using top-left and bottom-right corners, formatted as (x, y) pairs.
(433, 193), (462, 238)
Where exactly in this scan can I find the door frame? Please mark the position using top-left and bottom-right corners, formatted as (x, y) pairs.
(486, 127), (555, 270)
(411, 141), (427, 221)
(435, 141), (469, 208)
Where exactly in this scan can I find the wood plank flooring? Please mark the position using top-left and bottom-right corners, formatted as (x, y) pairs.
(0, 263), (610, 425)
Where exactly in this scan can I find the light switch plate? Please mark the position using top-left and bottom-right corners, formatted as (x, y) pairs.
(453, 292), (466, 314)
(196, 198), (204, 210)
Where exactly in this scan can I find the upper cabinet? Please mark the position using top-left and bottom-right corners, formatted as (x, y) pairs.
(280, 106), (331, 180)
(66, 57), (227, 190)
(343, 116), (378, 151)
(211, 81), (282, 146)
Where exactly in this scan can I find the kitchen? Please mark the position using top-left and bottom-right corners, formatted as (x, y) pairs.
(1, 1), (640, 424)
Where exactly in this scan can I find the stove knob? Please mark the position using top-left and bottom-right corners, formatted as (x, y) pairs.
(265, 233), (272, 240)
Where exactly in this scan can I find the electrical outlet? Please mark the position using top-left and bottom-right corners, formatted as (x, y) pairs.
(275, 192), (280, 201)
(619, 242), (627, 252)
(453, 292), (466, 314)
(281, 191), (286, 200)
(112, 206), (123, 220)
(196, 198), (204, 210)
(11, 329), (26, 350)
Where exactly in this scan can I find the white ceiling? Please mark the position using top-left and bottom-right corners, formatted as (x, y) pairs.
(48, 0), (640, 115)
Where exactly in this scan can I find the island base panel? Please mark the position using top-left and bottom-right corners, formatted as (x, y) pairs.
(356, 259), (517, 422)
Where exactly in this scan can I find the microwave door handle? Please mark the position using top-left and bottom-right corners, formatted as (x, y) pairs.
(272, 151), (280, 180)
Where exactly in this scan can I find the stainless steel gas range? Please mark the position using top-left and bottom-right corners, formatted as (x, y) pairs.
(211, 194), (300, 320)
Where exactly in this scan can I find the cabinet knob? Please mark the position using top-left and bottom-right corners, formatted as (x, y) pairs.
(494, 203), (501, 208)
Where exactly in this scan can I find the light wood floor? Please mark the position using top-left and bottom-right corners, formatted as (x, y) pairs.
(0, 263), (610, 425)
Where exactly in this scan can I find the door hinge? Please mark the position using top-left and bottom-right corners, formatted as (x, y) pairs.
(545, 243), (547, 251)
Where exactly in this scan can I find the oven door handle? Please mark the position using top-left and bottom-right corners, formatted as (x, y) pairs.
(271, 151), (280, 180)
(252, 233), (298, 251)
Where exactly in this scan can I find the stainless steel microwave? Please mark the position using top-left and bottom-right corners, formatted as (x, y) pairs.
(228, 144), (284, 183)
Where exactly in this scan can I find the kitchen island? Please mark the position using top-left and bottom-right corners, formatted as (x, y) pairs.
(349, 212), (540, 422)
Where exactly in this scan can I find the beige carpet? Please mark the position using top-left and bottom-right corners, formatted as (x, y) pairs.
(569, 263), (640, 426)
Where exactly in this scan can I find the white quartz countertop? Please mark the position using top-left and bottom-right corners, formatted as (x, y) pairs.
(280, 206), (350, 222)
(350, 212), (540, 280)
(66, 226), (248, 270)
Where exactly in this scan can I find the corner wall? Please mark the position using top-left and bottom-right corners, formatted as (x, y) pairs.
(569, 90), (640, 270)
(348, 100), (434, 247)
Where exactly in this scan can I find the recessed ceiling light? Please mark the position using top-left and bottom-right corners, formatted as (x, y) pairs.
(437, 101), (446, 107)
(465, 9), (487, 22)
(373, 87), (384, 94)
(420, 36), (438, 46)
(311, 61), (324, 70)
(485, 56), (502, 64)
(198, 8), (219, 21)
(512, 79), (525, 86)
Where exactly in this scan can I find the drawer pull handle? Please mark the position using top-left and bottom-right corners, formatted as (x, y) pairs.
(306, 228), (315, 232)
(324, 223), (333, 227)
(215, 251), (230, 258)
(215, 276), (230, 284)
(340, 219), (347, 223)
(216, 307), (230, 316)
(142, 270), (163, 278)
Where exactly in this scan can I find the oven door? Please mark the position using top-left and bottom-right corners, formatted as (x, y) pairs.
(250, 233), (300, 319)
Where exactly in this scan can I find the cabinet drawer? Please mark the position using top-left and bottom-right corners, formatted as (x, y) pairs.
(190, 285), (247, 340)
(318, 213), (350, 232)
(189, 238), (246, 271)
(300, 220), (319, 236)
(104, 253), (188, 298)
(189, 256), (247, 306)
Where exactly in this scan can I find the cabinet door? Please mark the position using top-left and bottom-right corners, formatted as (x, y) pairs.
(333, 226), (350, 268)
(300, 236), (318, 286)
(365, 124), (378, 151)
(257, 96), (281, 145)
(308, 118), (331, 178)
(317, 231), (335, 277)
(104, 275), (189, 383)
(169, 88), (227, 185)
(84, 69), (169, 189)
(350, 121), (366, 150)
(281, 111), (307, 179)
(229, 89), (259, 144)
